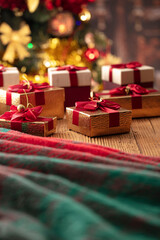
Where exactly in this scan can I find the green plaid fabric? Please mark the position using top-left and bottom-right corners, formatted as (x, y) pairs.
(0, 128), (160, 240)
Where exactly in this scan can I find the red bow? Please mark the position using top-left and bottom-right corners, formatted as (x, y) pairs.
(111, 61), (142, 69)
(56, 65), (87, 71)
(109, 84), (155, 96)
(8, 81), (50, 93)
(0, 105), (42, 122)
(0, 65), (6, 72)
(75, 98), (120, 113)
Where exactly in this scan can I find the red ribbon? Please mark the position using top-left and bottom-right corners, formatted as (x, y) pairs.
(109, 61), (142, 84)
(0, 65), (6, 87)
(0, 105), (42, 122)
(8, 81), (50, 93)
(96, 84), (156, 110)
(6, 81), (50, 106)
(109, 84), (150, 96)
(0, 105), (53, 131)
(73, 98), (120, 128)
(56, 65), (87, 87)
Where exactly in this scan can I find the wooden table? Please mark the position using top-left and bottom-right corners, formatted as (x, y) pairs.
(54, 117), (160, 157)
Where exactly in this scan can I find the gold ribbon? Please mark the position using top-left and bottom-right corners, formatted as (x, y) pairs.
(0, 22), (31, 63)
(26, 0), (40, 13)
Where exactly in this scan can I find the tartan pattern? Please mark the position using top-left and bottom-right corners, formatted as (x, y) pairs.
(0, 128), (160, 240)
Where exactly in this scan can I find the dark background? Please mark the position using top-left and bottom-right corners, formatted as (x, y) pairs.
(89, 0), (160, 69)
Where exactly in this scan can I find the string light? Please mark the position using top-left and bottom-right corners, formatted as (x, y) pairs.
(27, 43), (33, 49)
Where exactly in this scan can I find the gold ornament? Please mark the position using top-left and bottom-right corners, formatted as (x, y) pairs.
(26, 0), (39, 13)
(125, 86), (130, 95)
(0, 22), (31, 63)
(17, 104), (26, 112)
(48, 12), (75, 37)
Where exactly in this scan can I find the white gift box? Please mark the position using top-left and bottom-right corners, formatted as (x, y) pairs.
(102, 65), (154, 89)
(48, 67), (91, 87)
(48, 66), (91, 107)
(0, 67), (20, 89)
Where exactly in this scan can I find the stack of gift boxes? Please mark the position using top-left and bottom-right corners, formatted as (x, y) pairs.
(0, 62), (159, 137)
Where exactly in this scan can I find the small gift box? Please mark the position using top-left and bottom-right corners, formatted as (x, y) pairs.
(102, 62), (154, 90)
(48, 65), (91, 108)
(0, 81), (65, 118)
(95, 84), (160, 118)
(0, 105), (57, 137)
(0, 65), (20, 89)
(66, 99), (132, 137)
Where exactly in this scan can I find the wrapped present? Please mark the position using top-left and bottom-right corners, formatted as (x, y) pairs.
(0, 105), (57, 136)
(0, 65), (19, 89)
(48, 65), (91, 108)
(0, 81), (65, 118)
(66, 99), (132, 137)
(95, 84), (160, 118)
(102, 62), (154, 90)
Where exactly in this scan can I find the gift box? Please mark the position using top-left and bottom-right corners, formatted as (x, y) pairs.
(0, 116), (57, 137)
(0, 66), (19, 89)
(66, 100), (132, 137)
(0, 84), (65, 119)
(95, 84), (160, 118)
(0, 105), (57, 136)
(102, 62), (154, 90)
(48, 65), (91, 108)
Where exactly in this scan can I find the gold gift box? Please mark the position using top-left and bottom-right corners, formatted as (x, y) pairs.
(0, 87), (65, 119)
(96, 91), (160, 118)
(0, 117), (57, 137)
(66, 107), (132, 137)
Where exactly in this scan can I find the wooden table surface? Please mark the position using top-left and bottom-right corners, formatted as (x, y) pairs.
(54, 117), (160, 157)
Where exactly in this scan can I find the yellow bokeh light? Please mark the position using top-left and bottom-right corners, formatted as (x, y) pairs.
(75, 55), (81, 61)
(58, 24), (66, 34)
(79, 9), (91, 22)
(43, 60), (51, 68)
(89, 53), (95, 60)
(50, 38), (60, 49)
(35, 75), (41, 82)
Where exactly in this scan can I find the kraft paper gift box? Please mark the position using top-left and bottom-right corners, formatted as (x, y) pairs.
(48, 66), (91, 108)
(102, 62), (154, 90)
(0, 117), (57, 137)
(0, 66), (20, 89)
(95, 85), (160, 118)
(66, 100), (132, 137)
(0, 86), (65, 118)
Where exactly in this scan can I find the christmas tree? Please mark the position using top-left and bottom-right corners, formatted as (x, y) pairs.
(0, 0), (121, 83)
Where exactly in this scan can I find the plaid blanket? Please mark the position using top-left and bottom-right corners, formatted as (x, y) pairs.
(0, 128), (160, 240)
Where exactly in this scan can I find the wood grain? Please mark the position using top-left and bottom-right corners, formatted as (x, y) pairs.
(52, 116), (160, 157)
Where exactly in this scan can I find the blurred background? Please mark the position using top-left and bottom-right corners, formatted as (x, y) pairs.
(0, 0), (160, 85)
(89, 0), (160, 67)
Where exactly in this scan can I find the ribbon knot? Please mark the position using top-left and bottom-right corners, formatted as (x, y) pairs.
(109, 84), (151, 97)
(111, 61), (142, 70)
(57, 65), (87, 72)
(0, 105), (42, 122)
(8, 80), (50, 93)
(75, 98), (120, 113)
